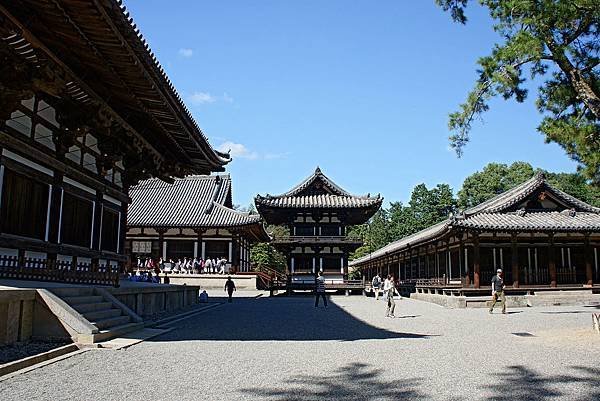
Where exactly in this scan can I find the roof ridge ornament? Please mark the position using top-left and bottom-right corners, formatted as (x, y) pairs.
(315, 166), (322, 174)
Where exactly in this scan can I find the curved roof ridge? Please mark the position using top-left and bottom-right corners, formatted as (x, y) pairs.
(464, 172), (600, 215)
(276, 167), (352, 197)
(211, 202), (262, 224)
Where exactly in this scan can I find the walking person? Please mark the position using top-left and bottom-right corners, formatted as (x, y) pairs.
(384, 275), (399, 318)
(372, 273), (382, 300)
(224, 276), (236, 303)
(314, 271), (327, 308)
(489, 269), (506, 314)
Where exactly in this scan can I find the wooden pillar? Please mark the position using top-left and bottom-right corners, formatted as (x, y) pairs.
(511, 234), (519, 288)
(585, 234), (593, 286)
(473, 235), (481, 289)
(459, 234), (468, 286)
(549, 234), (557, 287)
(92, 191), (103, 251)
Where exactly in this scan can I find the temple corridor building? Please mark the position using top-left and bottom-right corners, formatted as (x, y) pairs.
(126, 175), (269, 271)
(256, 167), (382, 283)
(350, 173), (600, 289)
(0, 0), (229, 284)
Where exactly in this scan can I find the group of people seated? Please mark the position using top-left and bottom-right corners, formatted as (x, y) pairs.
(136, 256), (231, 275)
(125, 270), (162, 284)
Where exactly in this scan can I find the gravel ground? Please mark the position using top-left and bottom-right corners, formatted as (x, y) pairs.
(1, 295), (599, 400)
(0, 341), (69, 365)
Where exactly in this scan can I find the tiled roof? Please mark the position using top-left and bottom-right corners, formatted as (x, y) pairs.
(350, 172), (600, 266)
(255, 194), (382, 209)
(255, 167), (382, 209)
(454, 211), (600, 231)
(127, 175), (262, 228)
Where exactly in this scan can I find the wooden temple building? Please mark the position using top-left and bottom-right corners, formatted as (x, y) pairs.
(350, 172), (600, 292)
(255, 167), (382, 284)
(126, 175), (269, 272)
(0, 0), (230, 284)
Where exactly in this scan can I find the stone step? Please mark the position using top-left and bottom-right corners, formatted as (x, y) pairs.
(62, 295), (104, 305)
(92, 315), (131, 330)
(72, 301), (113, 313)
(93, 322), (145, 343)
(83, 308), (122, 321)
(51, 287), (96, 297)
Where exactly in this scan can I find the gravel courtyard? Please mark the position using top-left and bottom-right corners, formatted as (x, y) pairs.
(1, 294), (599, 401)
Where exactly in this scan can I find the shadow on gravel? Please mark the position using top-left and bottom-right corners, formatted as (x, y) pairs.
(486, 365), (600, 401)
(240, 362), (426, 401)
(150, 296), (435, 342)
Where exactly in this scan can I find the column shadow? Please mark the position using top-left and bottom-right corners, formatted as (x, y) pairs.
(239, 362), (427, 401)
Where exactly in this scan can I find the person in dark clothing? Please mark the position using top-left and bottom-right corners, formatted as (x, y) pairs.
(224, 276), (236, 303)
(489, 269), (506, 314)
(163, 273), (170, 284)
(314, 271), (327, 307)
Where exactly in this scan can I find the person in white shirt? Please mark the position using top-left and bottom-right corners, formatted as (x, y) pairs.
(384, 275), (399, 318)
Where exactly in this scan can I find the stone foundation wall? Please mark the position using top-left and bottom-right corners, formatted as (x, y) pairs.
(0, 289), (74, 344)
(108, 285), (200, 318)
(161, 274), (257, 290)
(412, 289), (600, 309)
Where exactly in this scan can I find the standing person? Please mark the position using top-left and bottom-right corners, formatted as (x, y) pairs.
(314, 271), (327, 308)
(385, 275), (399, 318)
(224, 276), (236, 303)
(489, 269), (506, 314)
(204, 258), (212, 274)
(372, 273), (382, 300)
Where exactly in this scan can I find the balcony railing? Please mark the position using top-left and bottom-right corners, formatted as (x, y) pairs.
(0, 255), (120, 286)
(271, 236), (362, 245)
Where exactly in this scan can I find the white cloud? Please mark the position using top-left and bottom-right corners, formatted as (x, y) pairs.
(178, 48), (193, 58)
(188, 92), (234, 106)
(215, 140), (288, 161)
(217, 141), (258, 160)
(189, 92), (216, 105)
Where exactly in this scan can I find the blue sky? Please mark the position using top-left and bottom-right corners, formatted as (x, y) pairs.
(125, 0), (578, 208)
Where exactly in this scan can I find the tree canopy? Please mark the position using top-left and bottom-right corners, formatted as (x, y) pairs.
(436, 0), (600, 182)
(249, 224), (288, 273)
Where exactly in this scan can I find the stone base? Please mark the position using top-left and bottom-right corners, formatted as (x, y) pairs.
(160, 274), (257, 290)
(412, 290), (600, 309)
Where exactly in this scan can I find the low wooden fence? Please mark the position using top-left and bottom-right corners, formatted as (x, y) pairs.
(0, 255), (119, 286)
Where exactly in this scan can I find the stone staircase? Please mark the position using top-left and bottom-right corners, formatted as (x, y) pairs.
(50, 287), (144, 344)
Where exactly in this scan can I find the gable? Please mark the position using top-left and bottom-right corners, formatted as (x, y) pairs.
(295, 176), (339, 197)
(513, 188), (568, 212)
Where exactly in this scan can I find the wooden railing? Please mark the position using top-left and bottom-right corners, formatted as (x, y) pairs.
(271, 236), (363, 245)
(0, 255), (120, 286)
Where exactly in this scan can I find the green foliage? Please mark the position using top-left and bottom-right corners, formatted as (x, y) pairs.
(250, 242), (287, 273)
(349, 183), (457, 261)
(250, 224), (289, 273)
(457, 162), (535, 209)
(436, 0), (600, 182)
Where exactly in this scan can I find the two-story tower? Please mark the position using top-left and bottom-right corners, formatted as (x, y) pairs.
(255, 167), (382, 283)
